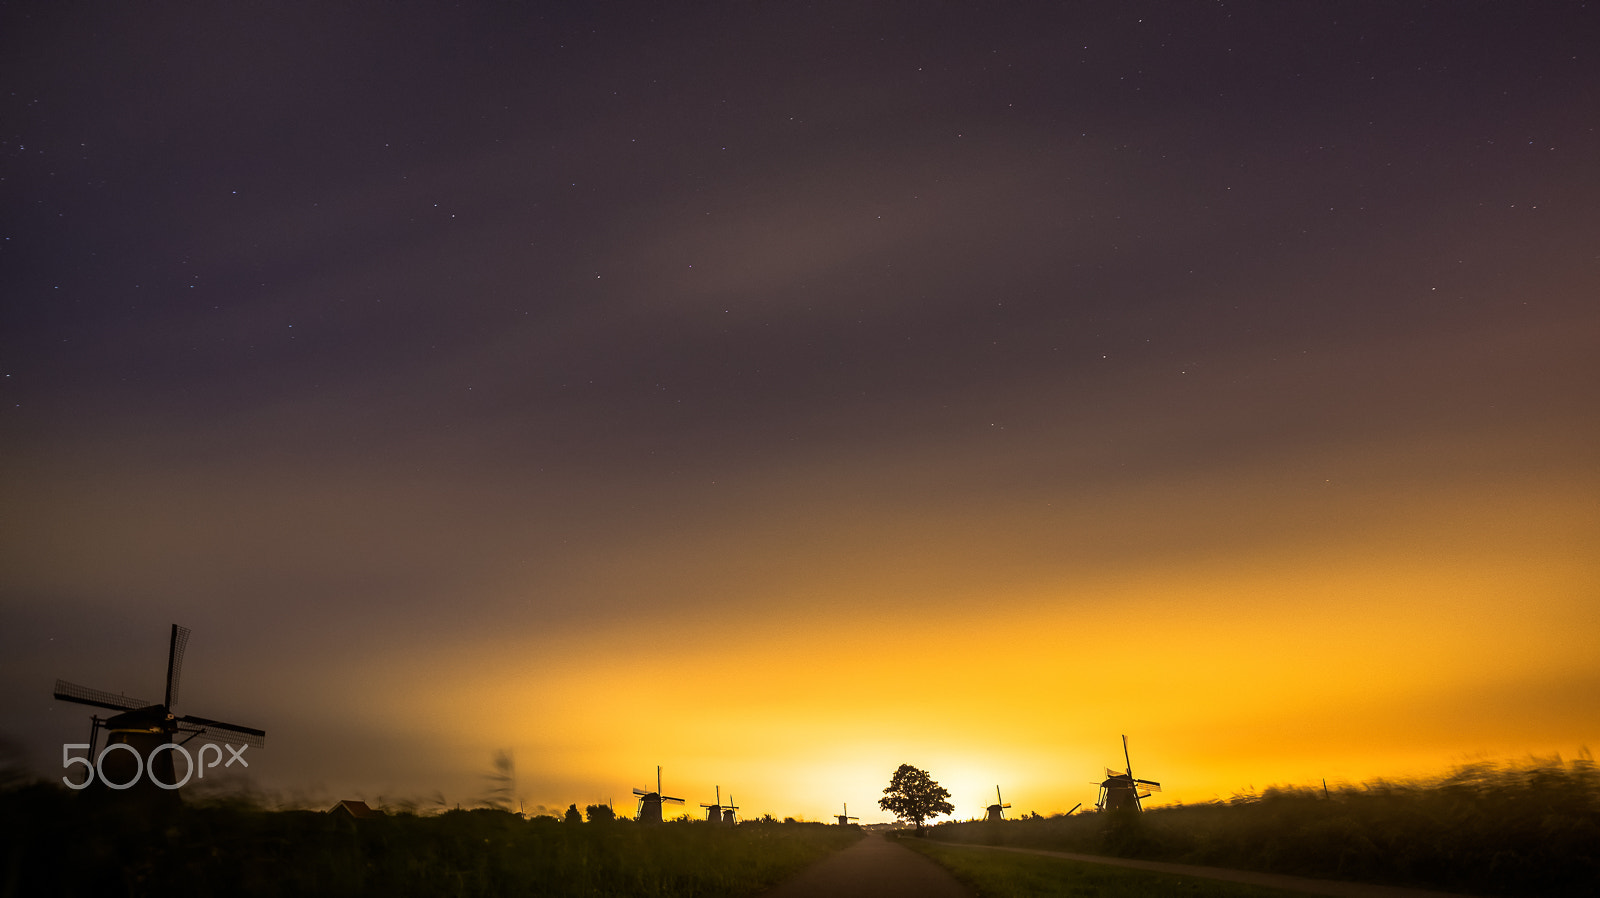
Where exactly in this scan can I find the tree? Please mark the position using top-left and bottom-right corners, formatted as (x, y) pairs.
(585, 803), (616, 823)
(879, 763), (954, 835)
(564, 803), (583, 823)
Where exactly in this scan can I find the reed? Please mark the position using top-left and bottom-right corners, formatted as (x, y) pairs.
(928, 754), (1599, 897)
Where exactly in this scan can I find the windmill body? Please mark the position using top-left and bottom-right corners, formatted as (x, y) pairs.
(52, 625), (266, 802)
(636, 792), (670, 824)
(699, 785), (738, 823)
(984, 785), (1012, 821)
(102, 704), (180, 794)
(633, 766), (684, 824)
(1096, 735), (1161, 812)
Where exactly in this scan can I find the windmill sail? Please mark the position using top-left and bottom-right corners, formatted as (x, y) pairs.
(175, 713), (267, 748)
(53, 680), (151, 712)
(165, 624), (190, 708)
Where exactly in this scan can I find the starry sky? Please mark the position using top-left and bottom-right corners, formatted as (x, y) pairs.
(3, 2), (1598, 821)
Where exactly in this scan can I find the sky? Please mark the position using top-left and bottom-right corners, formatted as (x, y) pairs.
(2, 2), (1597, 823)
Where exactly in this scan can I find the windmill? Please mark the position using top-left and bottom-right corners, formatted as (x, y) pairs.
(699, 785), (738, 823)
(835, 802), (858, 825)
(984, 785), (1012, 821)
(633, 765), (685, 823)
(1096, 734), (1161, 812)
(52, 624), (266, 799)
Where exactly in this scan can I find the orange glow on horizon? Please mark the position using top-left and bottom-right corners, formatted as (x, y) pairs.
(291, 473), (1595, 821)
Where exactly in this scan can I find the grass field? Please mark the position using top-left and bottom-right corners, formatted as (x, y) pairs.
(927, 754), (1599, 897)
(0, 781), (861, 897)
(900, 837), (1307, 897)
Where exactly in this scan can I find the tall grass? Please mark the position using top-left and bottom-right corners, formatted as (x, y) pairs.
(0, 781), (861, 897)
(929, 754), (1599, 897)
(900, 837), (1305, 898)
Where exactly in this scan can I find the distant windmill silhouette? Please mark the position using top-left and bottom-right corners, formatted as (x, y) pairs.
(985, 785), (1012, 821)
(52, 624), (266, 800)
(633, 766), (685, 823)
(835, 802), (859, 825)
(700, 785), (738, 823)
(1096, 734), (1161, 812)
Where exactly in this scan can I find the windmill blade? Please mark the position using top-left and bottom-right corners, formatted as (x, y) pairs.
(633, 788), (651, 796)
(54, 680), (152, 712)
(1001, 803), (1012, 808)
(1134, 779), (1162, 792)
(174, 722), (266, 749)
(1106, 767), (1124, 778)
(175, 714), (266, 748)
(177, 712), (264, 737)
(165, 624), (191, 710)
(662, 795), (685, 804)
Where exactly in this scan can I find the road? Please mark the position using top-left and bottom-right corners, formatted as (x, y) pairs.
(757, 831), (974, 898)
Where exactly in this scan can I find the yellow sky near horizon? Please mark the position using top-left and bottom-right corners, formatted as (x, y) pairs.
(260, 458), (1595, 821)
(11, 356), (1596, 823)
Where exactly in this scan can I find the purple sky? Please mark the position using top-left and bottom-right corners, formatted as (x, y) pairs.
(3, 3), (1597, 817)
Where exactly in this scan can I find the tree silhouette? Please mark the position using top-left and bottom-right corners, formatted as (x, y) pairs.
(564, 803), (582, 824)
(879, 763), (954, 835)
(585, 803), (616, 823)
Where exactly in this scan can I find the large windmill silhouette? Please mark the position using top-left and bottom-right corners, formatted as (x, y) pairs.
(984, 785), (1012, 821)
(53, 624), (266, 797)
(1096, 734), (1161, 812)
(633, 766), (685, 824)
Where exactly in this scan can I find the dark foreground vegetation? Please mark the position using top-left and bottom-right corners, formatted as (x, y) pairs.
(0, 783), (861, 898)
(929, 754), (1599, 897)
(898, 836), (1303, 898)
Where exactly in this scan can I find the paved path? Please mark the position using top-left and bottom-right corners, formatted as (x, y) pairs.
(937, 842), (1480, 897)
(758, 832), (974, 898)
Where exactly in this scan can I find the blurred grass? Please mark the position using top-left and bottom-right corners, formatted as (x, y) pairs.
(0, 782), (861, 897)
(900, 837), (1307, 897)
(927, 754), (1598, 897)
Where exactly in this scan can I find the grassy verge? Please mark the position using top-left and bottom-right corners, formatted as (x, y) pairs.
(926, 754), (1599, 897)
(0, 782), (861, 897)
(898, 837), (1306, 897)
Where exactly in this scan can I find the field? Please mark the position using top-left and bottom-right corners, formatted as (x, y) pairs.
(0, 782), (861, 898)
(6, 754), (1597, 897)
(899, 837), (1305, 897)
(926, 755), (1599, 897)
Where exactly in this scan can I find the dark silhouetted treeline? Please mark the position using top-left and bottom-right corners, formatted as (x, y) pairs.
(0, 782), (860, 897)
(930, 754), (1598, 897)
